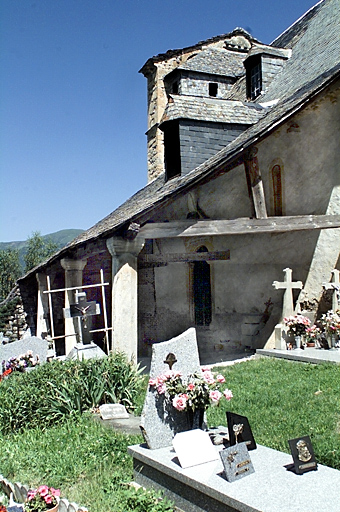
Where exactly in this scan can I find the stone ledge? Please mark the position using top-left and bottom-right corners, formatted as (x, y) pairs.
(128, 443), (340, 512)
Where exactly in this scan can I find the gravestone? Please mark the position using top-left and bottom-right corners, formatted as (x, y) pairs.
(140, 327), (201, 449)
(64, 290), (106, 360)
(0, 336), (49, 369)
(272, 268), (303, 318)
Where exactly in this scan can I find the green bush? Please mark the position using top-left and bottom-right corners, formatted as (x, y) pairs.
(0, 353), (144, 434)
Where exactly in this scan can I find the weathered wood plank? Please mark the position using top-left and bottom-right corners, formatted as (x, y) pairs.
(138, 215), (340, 239)
(138, 250), (230, 266)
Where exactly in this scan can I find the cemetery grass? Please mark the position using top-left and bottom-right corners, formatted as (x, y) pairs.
(0, 414), (173, 512)
(208, 358), (340, 470)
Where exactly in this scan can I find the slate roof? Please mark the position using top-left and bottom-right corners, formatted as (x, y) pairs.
(160, 95), (265, 125)
(175, 47), (246, 78)
(19, 0), (340, 279)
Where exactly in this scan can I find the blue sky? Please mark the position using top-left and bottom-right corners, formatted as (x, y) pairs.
(1, 0), (318, 242)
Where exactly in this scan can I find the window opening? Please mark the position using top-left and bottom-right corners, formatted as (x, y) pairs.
(272, 164), (283, 216)
(249, 62), (262, 99)
(172, 81), (179, 94)
(209, 82), (218, 97)
(164, 121), (181, 180)
(193, 246), (212, 326)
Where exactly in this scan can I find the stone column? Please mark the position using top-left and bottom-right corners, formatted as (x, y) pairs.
(60, 258), (87, 355)
(36, 273), (49, 338)
(106, 237), (145, 361)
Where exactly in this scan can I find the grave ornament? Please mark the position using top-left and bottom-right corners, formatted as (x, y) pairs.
(226, 411), (257, 451)
(68, 291), (100, 344)
(288, 435), (317, 474)
(220, 442), (255, 482)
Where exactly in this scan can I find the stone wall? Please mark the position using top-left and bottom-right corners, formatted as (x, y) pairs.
(0, 286), (28, 343)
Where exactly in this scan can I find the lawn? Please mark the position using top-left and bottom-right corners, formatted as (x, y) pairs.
(0, 357), (339, 512)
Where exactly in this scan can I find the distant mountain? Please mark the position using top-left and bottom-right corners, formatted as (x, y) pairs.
(0, 229), (84, 268)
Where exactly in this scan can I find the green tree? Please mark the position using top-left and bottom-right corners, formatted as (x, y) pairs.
(24, 231), (59, 273)
(0, 248), (22, 301)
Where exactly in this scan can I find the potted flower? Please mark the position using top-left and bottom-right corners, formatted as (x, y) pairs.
(284, 314), (311, 348)
(24, 486), (60, 512)
(148, 367), (232, 429)
(305, 325), (321, 347)
(320, 310), (340, 347)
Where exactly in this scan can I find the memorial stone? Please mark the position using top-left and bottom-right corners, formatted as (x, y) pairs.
(220, 442), (255, 482)
(140, 327), (201, 449)
(172, 429), (219, 469)
(0, 336), (49, 368)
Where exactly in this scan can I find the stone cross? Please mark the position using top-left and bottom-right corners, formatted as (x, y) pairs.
(323, 269), (340, 311)
(273, 268), (303, 318)
(66, 291), (100, 344)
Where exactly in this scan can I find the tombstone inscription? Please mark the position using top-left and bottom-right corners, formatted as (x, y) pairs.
(220, 442), (255, 482)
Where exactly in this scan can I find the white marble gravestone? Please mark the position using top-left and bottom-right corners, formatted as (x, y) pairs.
(140, 327), (201, 449)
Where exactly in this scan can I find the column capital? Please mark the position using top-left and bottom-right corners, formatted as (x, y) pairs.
(106, 236), (145, 258)
(61, 258), (87, 271)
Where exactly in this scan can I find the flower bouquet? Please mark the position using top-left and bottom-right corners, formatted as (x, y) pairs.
(24, 486), (60, 512)
(284, 315), (311, 336)
(149, 367), (232, 428)
(3, 351), (40, 374)
(305, 325), (321, 346)
(320, 310), (340, 336)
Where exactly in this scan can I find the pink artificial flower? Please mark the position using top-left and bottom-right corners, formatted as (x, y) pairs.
(148, 378), (158, 387)
(223, 388), (233, 401)
(202, 371), (215, 384)
(38, 486), (49, 497)
(201, 366), (210, 372)
(187, 383), (195, 391)
(209, 390), (222, 403)
(50, 488), (60, 497)
(172, 393), (188, 411)
(157, 383), (167, 394)
(44, 495), (53, 504)
(216, 374), (225, 383)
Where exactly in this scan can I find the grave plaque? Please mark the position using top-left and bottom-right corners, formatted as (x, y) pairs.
(288, 435), (317, 474)
(226, 411), (256, 450)
(220, 442), (255, 482)
(172, 429), (219, 469)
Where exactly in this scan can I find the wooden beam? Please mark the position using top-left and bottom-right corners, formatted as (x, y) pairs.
(244, 147), (268, 219)
(138, 250), (230, 268)
(138, 215), (340, 239)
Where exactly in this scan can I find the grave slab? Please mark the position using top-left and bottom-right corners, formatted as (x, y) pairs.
(257, 347), (340, 365)
(128, 443), (340, 512)
(65, 342), (107, 360)
(140, 328), (201, 449)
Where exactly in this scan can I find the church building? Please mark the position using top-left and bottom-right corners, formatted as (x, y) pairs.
(18, 0), (340, 365)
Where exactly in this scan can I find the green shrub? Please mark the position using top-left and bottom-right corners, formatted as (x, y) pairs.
(0, 353), (144, 434)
